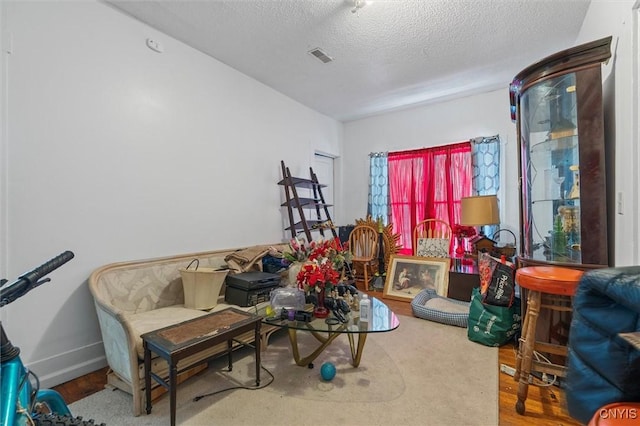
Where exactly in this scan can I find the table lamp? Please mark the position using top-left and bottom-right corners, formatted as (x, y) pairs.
(460, 195), (500, 254)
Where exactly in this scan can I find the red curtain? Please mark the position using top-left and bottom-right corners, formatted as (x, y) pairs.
(388, 142), (472, 254)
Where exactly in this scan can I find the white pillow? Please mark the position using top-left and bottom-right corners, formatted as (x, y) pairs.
(416, 238), (450, 258)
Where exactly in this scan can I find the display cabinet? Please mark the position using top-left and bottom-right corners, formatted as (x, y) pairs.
(509, 36), (612, 268)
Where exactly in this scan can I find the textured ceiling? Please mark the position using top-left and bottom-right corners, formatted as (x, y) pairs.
(105, 0), (591, 122)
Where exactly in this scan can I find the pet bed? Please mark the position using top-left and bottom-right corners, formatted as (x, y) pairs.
(411, 288), (470, 328)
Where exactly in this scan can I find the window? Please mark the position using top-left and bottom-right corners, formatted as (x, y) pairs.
(388, 142), (472, 254)
(368, 136), (501, 255)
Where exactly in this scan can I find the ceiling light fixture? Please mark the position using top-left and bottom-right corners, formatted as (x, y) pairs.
(351, 0), (369, 14)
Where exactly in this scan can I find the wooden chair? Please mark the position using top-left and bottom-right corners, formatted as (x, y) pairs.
(413, 219), (452, 257)
(353, 215), (401, 274)
(348, 225), (379, 291)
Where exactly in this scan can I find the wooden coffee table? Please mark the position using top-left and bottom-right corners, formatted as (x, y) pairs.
(142, 308), (262, 426)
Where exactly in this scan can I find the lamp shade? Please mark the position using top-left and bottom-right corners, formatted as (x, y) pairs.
(460, 195), (500, 226)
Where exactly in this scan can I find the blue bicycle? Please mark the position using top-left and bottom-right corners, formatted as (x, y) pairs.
(1, 251), (104, 425)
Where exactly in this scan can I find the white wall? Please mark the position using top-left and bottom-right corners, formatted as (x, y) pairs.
(341, 90), (520, 236)
(0, 1), (342, 386)
(1, 4), (6, 282)
(575, 0), (638, 266)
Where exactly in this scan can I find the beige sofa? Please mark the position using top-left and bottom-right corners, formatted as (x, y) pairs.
(88, 245), (285, 416)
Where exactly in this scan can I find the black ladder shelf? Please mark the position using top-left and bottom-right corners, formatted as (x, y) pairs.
(279, 160), (338, 243)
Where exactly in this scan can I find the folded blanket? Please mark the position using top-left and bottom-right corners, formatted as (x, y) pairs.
(225, 246), (270, 272)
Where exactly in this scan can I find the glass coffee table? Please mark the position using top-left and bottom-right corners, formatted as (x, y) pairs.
(260, 296), (399, 367)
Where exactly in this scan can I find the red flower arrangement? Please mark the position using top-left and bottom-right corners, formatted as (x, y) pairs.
(452, 224), (477, 238)
(284, 237), (351, 272)
(283, 237), (314, 263)
(296, 261), (341, 292)
(284, 237), (352, 293)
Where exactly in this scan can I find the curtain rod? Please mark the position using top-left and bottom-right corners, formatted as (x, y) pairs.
(370, 135), (498, 158)
(472, 134), (500, 144)
(390, 140), (471, 156)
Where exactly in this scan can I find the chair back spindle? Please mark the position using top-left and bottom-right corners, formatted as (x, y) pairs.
(413, 219), (452, 257)
(348, 226), (380, 290)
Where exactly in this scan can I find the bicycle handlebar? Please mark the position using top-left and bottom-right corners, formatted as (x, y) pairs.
(0, 251), (75, 307)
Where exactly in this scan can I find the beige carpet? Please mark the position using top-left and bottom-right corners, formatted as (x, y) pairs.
(70, 315), (498, 425)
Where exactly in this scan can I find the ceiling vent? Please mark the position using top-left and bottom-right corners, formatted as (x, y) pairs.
(308, 47), (333, 64)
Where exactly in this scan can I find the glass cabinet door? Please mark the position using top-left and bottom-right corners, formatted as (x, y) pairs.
(521, 73), (581, 263)
(511, 36), (612, 268)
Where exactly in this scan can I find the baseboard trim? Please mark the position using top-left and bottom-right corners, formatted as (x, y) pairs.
(27, 341), (108, 388)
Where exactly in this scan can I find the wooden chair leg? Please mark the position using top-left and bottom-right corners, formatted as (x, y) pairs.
(514, 291), (532, 381)
(516, 290), (541, 415)
(363, 264), (369, 290)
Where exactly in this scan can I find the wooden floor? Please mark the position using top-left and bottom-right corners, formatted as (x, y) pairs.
(53, 293), (580, 425)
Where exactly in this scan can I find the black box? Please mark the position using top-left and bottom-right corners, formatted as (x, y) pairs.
(224, 271), (281, 307)
(338, 225), (355, 246)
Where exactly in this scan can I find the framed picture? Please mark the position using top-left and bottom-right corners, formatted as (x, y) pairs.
(383, 255), (450, 302)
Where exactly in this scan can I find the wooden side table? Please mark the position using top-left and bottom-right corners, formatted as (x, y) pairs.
(142, 308), (262, 426)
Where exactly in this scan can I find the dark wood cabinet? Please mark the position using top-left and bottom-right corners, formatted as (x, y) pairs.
(509, 36), (613, 269)
(447, 261), (479, 302)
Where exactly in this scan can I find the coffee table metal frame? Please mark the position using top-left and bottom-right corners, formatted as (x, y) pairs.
(142, 308), (262, 426)
(286, 322), (368, 366)
(262, 295), (399, 368)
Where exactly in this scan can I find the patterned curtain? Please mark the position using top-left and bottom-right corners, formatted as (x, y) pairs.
(471, 135), (501, 238)
(367, 152), (389, 225)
